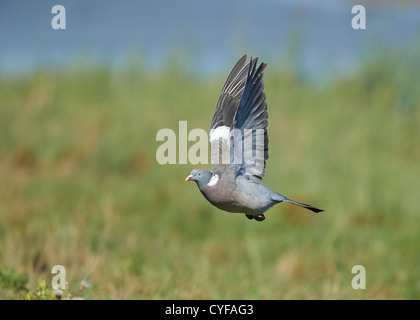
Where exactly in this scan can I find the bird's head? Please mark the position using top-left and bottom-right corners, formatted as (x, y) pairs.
(185, 169), (213, 187)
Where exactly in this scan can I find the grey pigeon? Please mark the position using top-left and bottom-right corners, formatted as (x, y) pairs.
(185, 55), (323, 221)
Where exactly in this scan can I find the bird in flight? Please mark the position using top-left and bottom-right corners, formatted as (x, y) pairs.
(185, 55), (323, 221)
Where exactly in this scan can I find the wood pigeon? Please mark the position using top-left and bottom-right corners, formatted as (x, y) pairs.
(185, 55), (323, 221)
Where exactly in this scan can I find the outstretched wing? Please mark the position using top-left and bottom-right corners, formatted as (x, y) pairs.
(209, 55), (269, 183)
(233, 57), (268, 183)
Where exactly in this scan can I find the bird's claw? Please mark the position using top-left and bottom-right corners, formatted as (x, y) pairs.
(245, 214), (265, 221)
(254, 214), (265, 221)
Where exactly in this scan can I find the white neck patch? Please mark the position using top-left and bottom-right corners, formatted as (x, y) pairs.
(207, 174), (219, 187)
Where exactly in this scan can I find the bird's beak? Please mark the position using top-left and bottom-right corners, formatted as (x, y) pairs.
(185, 175), (193, 182)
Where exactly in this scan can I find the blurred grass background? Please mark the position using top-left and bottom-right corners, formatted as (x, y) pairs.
(0, 47), (419, 299)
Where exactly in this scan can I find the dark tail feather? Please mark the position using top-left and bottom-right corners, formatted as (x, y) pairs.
(283, 198), (324, 213)
(273, 193), (324, 213)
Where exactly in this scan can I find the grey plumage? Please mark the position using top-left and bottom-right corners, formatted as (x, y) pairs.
(186, 55), (323, 221)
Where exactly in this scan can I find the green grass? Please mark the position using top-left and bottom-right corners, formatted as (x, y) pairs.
(0, 52), (419, 299)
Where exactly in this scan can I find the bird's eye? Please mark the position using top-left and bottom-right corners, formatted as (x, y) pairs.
(198, 173), (201, 176)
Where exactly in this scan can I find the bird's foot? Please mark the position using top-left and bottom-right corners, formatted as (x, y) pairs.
(245, 214), (265, 221)
(254, 214), (265, 222)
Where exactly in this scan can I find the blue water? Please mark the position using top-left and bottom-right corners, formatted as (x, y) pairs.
(0, 0), (419, 80)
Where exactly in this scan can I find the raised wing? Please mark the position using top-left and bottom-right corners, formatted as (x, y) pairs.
(209, 55), (269, 183)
